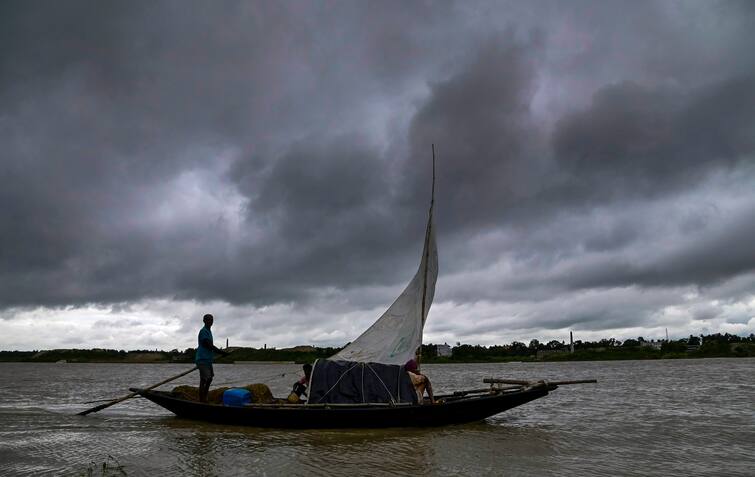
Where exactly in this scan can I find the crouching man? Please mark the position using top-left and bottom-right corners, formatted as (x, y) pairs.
(405, 358), (435, 404)
(288, 363), (313, 404)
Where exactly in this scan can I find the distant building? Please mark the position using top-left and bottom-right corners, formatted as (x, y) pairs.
(640, 339), (663, 350)
(437, 343), (452, 357)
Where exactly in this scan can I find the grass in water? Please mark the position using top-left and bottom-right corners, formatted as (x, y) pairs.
(82, 455), (127, 477)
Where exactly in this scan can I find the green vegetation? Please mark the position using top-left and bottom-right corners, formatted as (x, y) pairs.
(0, 348), (186, 363)
(221, 346), (342, 364)
(0, 346), (342, 364)
(421, 333), (755, 362)
(80, 455), (127, 477)
(2, 333), (753, 364)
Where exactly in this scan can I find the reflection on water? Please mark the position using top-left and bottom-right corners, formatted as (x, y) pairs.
(0, 359), (753, 476)
(147, 418), (559, 476)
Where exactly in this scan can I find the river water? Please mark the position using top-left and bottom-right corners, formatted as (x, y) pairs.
(0, 359), (752, 476)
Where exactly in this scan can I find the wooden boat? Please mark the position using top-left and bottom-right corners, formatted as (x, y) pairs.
(130, 381), (555, 428)
(115, 155), (597, 427)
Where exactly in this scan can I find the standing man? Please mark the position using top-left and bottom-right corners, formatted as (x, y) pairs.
(195, 314), (228, 403)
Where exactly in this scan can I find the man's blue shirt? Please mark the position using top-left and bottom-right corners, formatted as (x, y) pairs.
(195, 326), (214, 364)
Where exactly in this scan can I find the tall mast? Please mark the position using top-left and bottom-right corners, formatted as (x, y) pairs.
(418, 144), (436, 370)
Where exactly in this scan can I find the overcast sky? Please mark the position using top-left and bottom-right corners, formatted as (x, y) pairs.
(2, 0), (754, 351)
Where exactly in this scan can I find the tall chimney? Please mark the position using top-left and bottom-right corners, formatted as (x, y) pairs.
(570, 331), (574, 354)
(226, 338), (229, 349)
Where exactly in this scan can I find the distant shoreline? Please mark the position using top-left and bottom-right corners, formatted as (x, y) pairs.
(1, 341), (753, 364)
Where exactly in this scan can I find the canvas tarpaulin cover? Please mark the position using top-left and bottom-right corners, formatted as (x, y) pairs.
(308, 359), (418, 404)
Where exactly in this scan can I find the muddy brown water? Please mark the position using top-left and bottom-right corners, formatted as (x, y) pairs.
(0, 359), (753, 476)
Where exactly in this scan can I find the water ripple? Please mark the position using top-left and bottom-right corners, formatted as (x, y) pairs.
(0, 359), (753, 476)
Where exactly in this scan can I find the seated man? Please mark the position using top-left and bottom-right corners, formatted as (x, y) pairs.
(287, 363), (313, 403)
(405, 359), (435, 404)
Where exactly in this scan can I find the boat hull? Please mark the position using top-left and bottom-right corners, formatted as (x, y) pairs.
(132, 385), (551, 428)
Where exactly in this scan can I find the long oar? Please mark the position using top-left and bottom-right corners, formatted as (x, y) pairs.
(82, 396), (141, 404)
(78, 366), (198, 416)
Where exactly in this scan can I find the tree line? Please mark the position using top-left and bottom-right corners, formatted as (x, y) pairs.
(1, 333), (753, 363)
(421, 332), (755, 361)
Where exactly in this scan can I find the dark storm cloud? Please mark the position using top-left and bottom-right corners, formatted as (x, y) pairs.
(397, 16), (755, 299)
(0, 1), (456, 307)
(552, 75), (755, 198)
(1, 0), (754, 347)
(212, 32), (552, 304)
(179, 135), (419, 304)
(404, 33), (547, 231)
(511, 73), (755, 293)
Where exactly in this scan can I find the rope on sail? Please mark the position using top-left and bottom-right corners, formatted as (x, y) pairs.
(314, 361), (362, 403)
(365, 363), (397, 405)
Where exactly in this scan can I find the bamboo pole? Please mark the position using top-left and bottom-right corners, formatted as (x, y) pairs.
(78, 366), (198, 416)
(434, 387), (494, 398)
(483, 378), (597, 386)
(432, 385), (526, 400)
(548, 379), (598, 385)
(483, 378), (531, 385)
(418, 145), (436, 372)
(82, 396), (141, 404)
(452, 386), (521, 395)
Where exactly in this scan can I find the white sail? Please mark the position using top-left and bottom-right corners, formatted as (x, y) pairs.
(331, 212), (438, 365)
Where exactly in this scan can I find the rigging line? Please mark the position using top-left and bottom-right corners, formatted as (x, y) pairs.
(257, 370), (299, 381)
(365, 363), (397, 405)
(211, 370), (301, 388)
(212, 378), (275, 387)
(315, 362), (362, 404)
